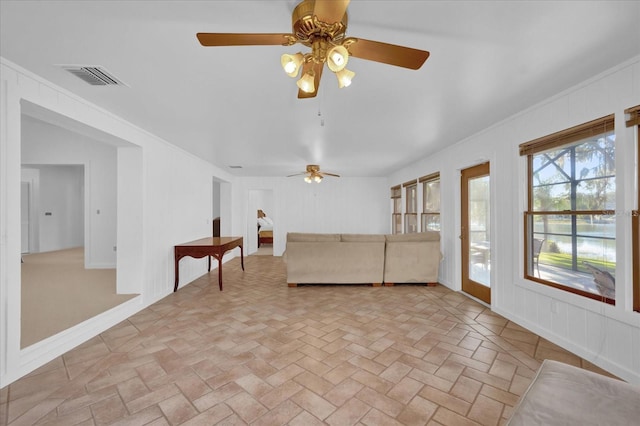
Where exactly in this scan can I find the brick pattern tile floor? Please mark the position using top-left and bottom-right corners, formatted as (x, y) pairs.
(0, 255), (615, 425)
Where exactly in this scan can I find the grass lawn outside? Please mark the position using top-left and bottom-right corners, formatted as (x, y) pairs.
(539, 252), (615, 274)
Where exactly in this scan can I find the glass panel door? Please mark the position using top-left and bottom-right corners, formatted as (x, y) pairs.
(461, 162), (491, 304)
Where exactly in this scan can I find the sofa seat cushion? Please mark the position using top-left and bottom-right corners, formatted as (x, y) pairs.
(507, 359), (640, 425)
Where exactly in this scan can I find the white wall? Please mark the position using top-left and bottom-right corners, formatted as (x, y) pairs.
(0, 58), (235, 387)
(233, 176), (389, 256)
(389, 57), (640, 384)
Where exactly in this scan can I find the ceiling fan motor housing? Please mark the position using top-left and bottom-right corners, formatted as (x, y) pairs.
(292, 0), (348, 46)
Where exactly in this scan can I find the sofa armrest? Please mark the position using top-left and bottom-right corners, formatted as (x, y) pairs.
(384, 236), (442, 284)
(507, 360), (640, 425)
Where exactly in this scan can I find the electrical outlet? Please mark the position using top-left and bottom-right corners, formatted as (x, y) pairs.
(113, 246), (117, 252)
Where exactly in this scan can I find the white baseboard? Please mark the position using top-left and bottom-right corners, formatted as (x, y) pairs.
(493, 306), (640, 386)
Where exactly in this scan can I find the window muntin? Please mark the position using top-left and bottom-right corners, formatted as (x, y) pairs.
(391, 185), (402, 234)
(404, 180), (418, 233)
(421, 173), (440, 232)
(522, 115), (616, 303)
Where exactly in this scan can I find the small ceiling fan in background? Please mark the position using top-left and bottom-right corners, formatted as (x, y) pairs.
(287, 164), (340, 183)
(197, 0), (430, 98)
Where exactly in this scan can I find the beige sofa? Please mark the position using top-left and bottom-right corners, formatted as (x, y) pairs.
(285, 233), (386, 286)
(507, 359), (640, 425)
(284, 232), (442, 287)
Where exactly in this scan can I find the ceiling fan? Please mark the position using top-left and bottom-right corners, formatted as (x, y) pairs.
(287, 164), (340, 183)
(197, 0), (430, 98)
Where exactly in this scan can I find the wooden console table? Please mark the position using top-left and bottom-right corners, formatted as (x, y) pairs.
(174, 236), (244, 292)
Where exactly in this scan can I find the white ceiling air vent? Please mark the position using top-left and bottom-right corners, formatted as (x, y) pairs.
(58, 65), (127, 86)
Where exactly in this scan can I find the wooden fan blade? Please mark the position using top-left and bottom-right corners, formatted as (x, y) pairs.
(347, 38), (430, 70)
(313, 0), (350, 24)
(197, 33), (291, 46)
(286, 172), (305, 177)
(321, 172), (340, 178)
(297, 62), (323, 99)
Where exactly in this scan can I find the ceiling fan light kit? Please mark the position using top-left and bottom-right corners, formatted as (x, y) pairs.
(282, 32), (355, 93)
(288, 164), (340, 183)
(196, 0), (429, 99)
(304, 174), (322, 183)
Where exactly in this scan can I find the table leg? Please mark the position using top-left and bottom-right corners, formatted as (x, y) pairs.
(174, 254), (180, 292)
(208, 256), (211, 271)
(240, 245), (245, 271)
(217, 256), (223, 291)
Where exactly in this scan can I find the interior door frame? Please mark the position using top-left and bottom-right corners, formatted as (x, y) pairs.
(461, 161), (491, 304)
(21, 181), (30, 254)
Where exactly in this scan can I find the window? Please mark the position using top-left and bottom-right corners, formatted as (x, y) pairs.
(420, 173), (440, 231)
(627, 105), (640, 312)
(404, 180), (418, 233)
(391, 185), (402, 234)
(520, 115), (616, 303)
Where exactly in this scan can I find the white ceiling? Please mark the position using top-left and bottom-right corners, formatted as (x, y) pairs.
(1, 1), (639, 177)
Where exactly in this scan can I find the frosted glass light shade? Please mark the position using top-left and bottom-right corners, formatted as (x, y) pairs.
(297, 71), (315, 93)
(281, 53), (304, 77)
(327, 45), (348, 72)
(336, 68), (355, 88)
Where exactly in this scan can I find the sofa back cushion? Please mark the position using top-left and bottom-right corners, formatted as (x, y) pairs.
(341, 234), (386, 243)
(287, 232), (341, 242)
(385, 232), (440, 243)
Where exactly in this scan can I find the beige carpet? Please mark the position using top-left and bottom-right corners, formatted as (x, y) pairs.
(254, 245), (273, 256)
(21, 247), (138, 348)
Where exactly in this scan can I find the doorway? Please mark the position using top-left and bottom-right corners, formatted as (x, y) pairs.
(248, 189), (274, 255)
(19, 105), (136, 348)
(461, 162), (491, 304)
